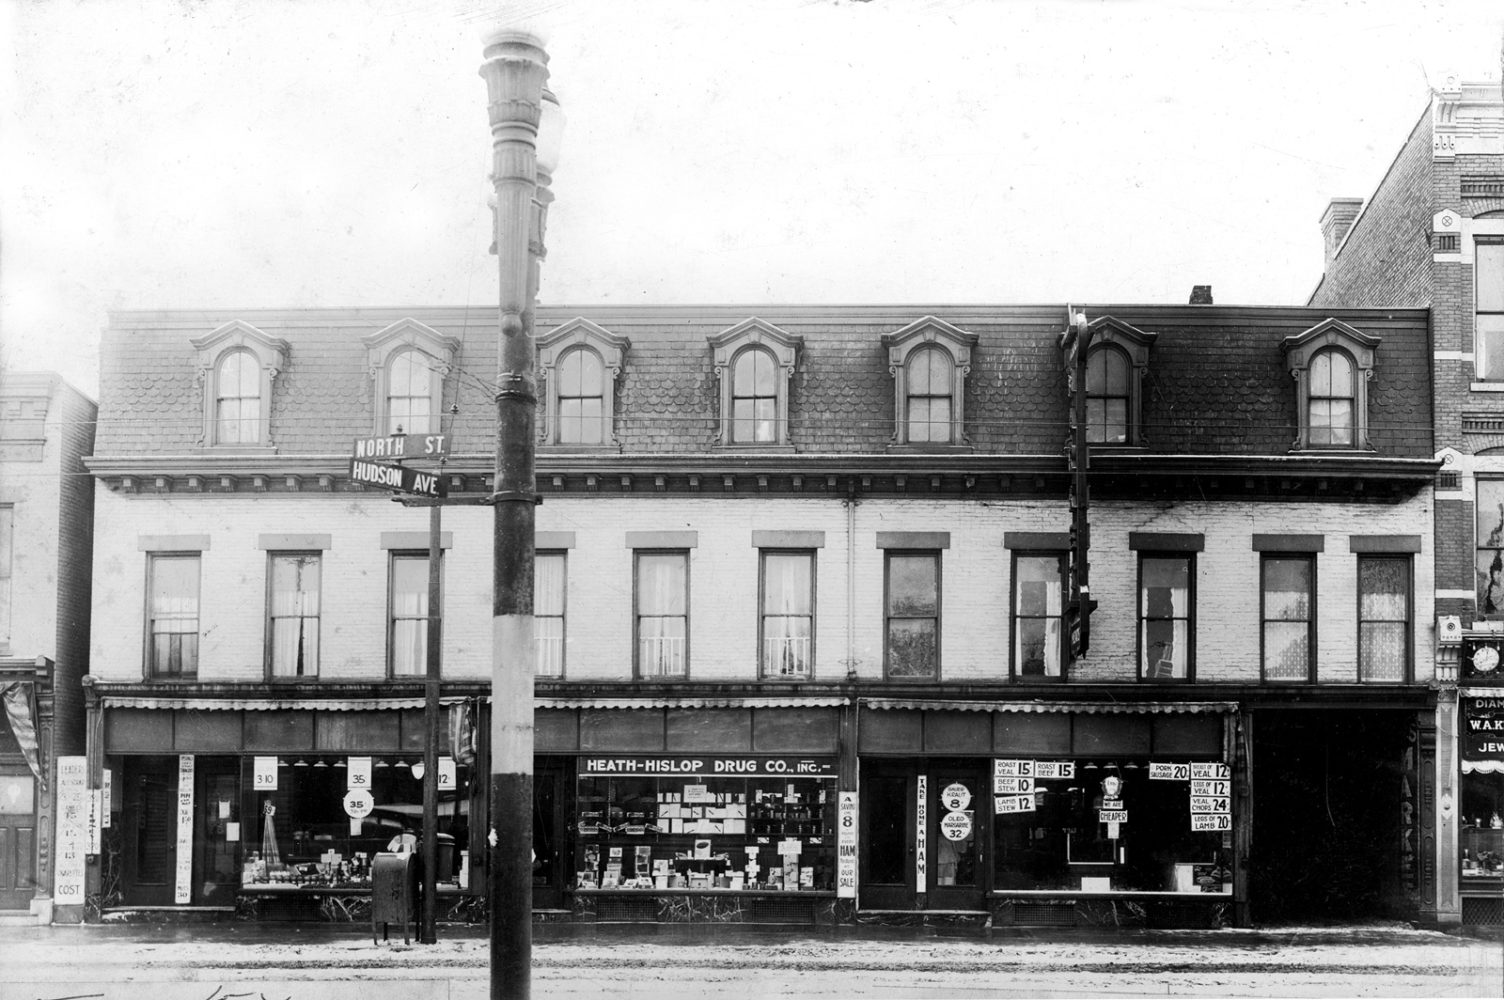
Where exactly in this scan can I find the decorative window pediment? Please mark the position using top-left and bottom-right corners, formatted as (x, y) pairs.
(363, 319), (460, 436)
(708, 318), (802, 448)
(1282, 318), (1380, 451)
(882, 316), (978, 449)
(191, 321), (289, 449)
(538, 318), (630, 449)
(1076, 316), (1157, 446)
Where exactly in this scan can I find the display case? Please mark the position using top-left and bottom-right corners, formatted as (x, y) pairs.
(1461, 825), (1504, 879)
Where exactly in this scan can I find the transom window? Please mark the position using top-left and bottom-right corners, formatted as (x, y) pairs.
(760, 550), (814, 678)
(885, 552), (940, 679)
(732, 348), (779, 444)
(1085, 345), (1131, 445)
(556, 349), (605, 445)
(1477, 240), (1504, 380)
(1308, 348), (1356, 447)
(215, 349), (261, 445)
(1261, 555), (1314, 682)
(148, 554), (200, 679)
(268, 554), (321, 679)
(1358, 555), (1410, 682)
(1012, 553), (1064, 679)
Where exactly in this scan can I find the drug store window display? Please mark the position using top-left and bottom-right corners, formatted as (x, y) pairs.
(241, 756), (472, 891)
(991, 758), (1232, 895)
(574, 758), (838, 893)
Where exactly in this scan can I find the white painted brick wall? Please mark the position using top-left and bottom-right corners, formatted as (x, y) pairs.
(89, 488), (1435, 687)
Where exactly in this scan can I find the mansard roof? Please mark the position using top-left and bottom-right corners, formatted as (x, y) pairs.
(92, 303), (1432, 464)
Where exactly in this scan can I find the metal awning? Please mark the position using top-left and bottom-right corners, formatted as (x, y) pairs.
(860, 698), (1238, 714)
(103, 694), (849, 712)
(536, 696), (850, 710)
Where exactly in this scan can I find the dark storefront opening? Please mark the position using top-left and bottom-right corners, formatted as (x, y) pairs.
(1249, 710), (1414, 924)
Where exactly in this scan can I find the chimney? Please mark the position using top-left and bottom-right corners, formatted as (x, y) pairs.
(1320, 197), (1364, 270)
(1189, 285), (1212, 305)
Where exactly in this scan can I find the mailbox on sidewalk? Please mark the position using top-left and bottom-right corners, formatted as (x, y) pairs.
(372, 852), (418, 944)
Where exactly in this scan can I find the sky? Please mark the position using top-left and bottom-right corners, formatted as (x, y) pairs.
(3, 0), (1503, 399)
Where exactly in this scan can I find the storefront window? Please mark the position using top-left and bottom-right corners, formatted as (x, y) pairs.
(243, 757), (471, 888)
(1461, 695), (1504, 881)
(992, 758), (1231, 894)
(574, 757), (837, 892)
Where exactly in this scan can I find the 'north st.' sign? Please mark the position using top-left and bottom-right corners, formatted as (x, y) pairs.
(349, 458), (447, 498)
(352, 433), (449, 460)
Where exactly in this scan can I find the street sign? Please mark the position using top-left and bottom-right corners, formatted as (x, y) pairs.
(352, 433), (449, 460)
(349, 458), (448, 498)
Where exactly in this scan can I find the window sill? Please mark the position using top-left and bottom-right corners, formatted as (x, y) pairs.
(196, 444), (278, 455)
(539, 443), (622, 454)
(885, 443), (974, 455)
(713, 443), (797, 454)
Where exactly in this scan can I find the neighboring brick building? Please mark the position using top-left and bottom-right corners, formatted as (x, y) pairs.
(1310, 75), (1504, 926)
(78, 301), (1439, 929)
(0, 371), (96, 924)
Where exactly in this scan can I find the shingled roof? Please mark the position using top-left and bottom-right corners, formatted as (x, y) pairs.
(93, 303), (1432, 462)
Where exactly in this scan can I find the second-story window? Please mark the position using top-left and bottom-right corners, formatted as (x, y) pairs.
(387, 349), (435, 435)
(636, 551), (688, 678)
(760, 550), (814, 678)
(148, 554), (200, 679)
(1012, 552), (1064, 680)
(556, 348), (605, 445)
(1261, 554), (1314, 682)
(1358, 555), (1410, 682)
(885, 552), (939, 679)
(0, 505), (11, 652)
(1308, 348), (1356, 447)
(1480, 478), (1504, 616)
(1477, 240), (1504, 380)
(267, 554), (321, 679)
(535, 551), (566, 678)
(732, 348), (779, 444)
(1085, 345), (1131, 445)
(1140, 554), (1193, 680)
(215, 348), (261, 445)
(389, 552), (440, 677)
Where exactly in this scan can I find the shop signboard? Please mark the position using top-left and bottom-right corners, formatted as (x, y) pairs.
(579, 755), (837, 777)
(941, 783), (972, 811)
(915, 776), (927, 888)
(1098, 809), (1128, 824)
(348, 756), (372, 790)
(438, 756), (456, 789)
(837, 791), (857, 899)
(1462, 695), (1504, 761)
(343, 789), (374, 819)
(1192, 813), (1232, 831)
(1149, 762), (1191, 780)
(1189, 796), (1231, 813)
(53, 756), (88, 906)
(1190, 779), (1230, 797)
(253, 756), (278, 791)
(994, 794), (1034, 813)
(175, 754), (194, 904)
(101, 768), (112, 829)
(940, 811), (973, 842)
(993, 776), (1034, 795)
(1191, 762), (1231, 780)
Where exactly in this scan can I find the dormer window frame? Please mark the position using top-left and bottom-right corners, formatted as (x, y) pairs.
(1282, 318), (1380, 452)
(190, 321), (289, 450)
(882, 316), (979, 451)
(708, 318), (802, 451)
(538, 318), (630, 451)
(363, 319), (460, 437)
(1081, 317), (1157, 447)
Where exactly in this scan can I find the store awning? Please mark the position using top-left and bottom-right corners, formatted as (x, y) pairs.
(860, 698), (1238, 714)
(102, 694), (850, 712)
(536, 696), (850, 710)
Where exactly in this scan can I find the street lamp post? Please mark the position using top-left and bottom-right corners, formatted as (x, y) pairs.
(479, 31), (558, 1000)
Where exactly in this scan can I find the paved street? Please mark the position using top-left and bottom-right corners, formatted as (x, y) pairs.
(1, 923), (1500, 999)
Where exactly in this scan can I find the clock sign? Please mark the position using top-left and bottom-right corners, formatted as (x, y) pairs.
(1466, 641), (1504, 681)
(1473, 646), (1500, 675)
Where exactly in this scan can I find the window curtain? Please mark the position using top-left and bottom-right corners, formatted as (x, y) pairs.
(392, 557), (429, 675)
(0, 682), (42, 784)
(271, 556), (320, 677)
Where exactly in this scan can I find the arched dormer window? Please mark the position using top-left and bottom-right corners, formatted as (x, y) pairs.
(214, 349), (261, 445)
(363, 319), (459, 437)
(883, 316), (978, 450)
(1282, 318), (1380, 451)
(1067, 316), (1157, 447)
(709, 318), (801, 449)
(538, 318), (630, 450)
(190, 320), (289, 450)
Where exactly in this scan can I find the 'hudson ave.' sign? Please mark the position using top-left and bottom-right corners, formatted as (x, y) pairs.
(349, 458), (447, 498)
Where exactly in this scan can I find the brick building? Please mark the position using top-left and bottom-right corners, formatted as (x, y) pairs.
(1310, 75), (1504, 926)
(0, 371), (96, 924)
(81, 302), (1437, 928)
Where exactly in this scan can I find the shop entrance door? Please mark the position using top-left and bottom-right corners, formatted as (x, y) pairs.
(0, 768), (37, 909)
(860, 763), (989, 910)
(122, 757), (176, 905)
(192, 757), (240, 906)
(533, 760), (569, 909)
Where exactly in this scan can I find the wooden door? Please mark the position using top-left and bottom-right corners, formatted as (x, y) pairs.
(859, 764), (918, 909)
(928, 768), (987, 908)
(122, 757), (176, 905)
(0, 769), (36, 909)
(532, 759), (569, 909)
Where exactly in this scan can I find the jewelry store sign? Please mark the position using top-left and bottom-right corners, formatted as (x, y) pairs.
(1463, 696), (1504, 761)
